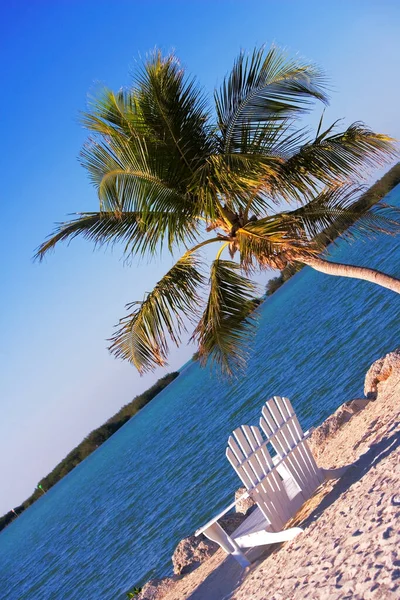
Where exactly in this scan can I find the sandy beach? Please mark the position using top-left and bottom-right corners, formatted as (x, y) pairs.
(141, 349), (400, 600)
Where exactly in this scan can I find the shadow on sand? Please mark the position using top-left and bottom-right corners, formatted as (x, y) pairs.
(301, 422), (400, 530)
(186, 423), (400, 600)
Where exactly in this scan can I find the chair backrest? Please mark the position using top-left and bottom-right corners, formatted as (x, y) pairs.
(226, 396), (324, 532)
(259, 396), (324, 498)
(226, 423), (298, 532)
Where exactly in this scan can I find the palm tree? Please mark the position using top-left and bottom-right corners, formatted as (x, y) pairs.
(37, 47), (399, 375)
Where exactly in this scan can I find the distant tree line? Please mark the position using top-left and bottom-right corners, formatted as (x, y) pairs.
(266, 162), (400, 296)
(0, 372), (179, 534)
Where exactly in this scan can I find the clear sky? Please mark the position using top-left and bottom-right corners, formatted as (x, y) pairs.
(1, 0), (400, 514)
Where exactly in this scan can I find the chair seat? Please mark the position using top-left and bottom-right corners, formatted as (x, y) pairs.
(232, 506), (269, 540)
(232, 471), (302, 540)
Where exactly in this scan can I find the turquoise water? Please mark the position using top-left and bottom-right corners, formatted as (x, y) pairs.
(2, 187), (400, 599)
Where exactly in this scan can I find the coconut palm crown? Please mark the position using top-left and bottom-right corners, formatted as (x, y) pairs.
(37, 47), (399, 375)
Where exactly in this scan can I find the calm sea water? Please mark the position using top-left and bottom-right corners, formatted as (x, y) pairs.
(2, 187), (400, 599)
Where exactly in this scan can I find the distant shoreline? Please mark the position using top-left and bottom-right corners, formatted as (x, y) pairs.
(0, 372), (179, 534)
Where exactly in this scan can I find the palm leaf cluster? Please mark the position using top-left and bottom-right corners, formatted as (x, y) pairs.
(192, 260), (258, 372)
(110, 253), (204, 372)
(37, 46), (398, 374)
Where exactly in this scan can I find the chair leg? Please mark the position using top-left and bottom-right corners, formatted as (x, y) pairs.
(201, 522), (251, 568)
(235, 526), (303, 549)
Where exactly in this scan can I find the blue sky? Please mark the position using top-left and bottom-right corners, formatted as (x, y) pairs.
(1, 0), (399, 514)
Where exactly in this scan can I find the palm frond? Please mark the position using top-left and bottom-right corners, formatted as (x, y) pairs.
(284, 185), (362, 241)
(191, 260), (258, 375)
(270, 122), (397, 202)
(281, 184), (400, 246)
(134, 50), (214, 174)
(81, 135), (200, 218)
(215, 45), (328, 154)
(81, 87), (140, 139)
(35, 210), (199, 261)
(336, 202), (400, 242)
(80, 51), (217, 221)
(109, 253), (205, 373)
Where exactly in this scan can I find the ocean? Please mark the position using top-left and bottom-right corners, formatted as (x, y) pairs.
(2, 186), (400, 599)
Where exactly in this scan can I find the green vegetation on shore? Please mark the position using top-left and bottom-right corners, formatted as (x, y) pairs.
(0, 372), (179, 534)
(266, 162), (400, 296)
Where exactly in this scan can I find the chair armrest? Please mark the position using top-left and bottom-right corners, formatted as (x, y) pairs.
(195, 490), (249, 537)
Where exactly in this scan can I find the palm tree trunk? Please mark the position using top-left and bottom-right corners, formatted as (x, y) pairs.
(298, 256), (400, 294)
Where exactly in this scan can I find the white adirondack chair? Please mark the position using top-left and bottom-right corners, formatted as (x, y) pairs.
(196, 396), (348, 567)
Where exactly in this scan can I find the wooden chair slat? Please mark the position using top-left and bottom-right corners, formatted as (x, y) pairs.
(233, 427), (253, 458)
(241, 425), (259, 451)
(227, 434), (246, 464)
(251, 425), (274, 474)
(252, 477), (290, 529)
(261, 397), (324, 494)
(226, 447), (255, 489)
(242, 425), (274, 477)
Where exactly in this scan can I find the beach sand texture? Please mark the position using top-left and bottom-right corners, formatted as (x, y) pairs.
(145, 349), (400, 600)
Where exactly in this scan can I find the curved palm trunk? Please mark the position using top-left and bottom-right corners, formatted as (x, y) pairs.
(298, 256), (400, 294)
